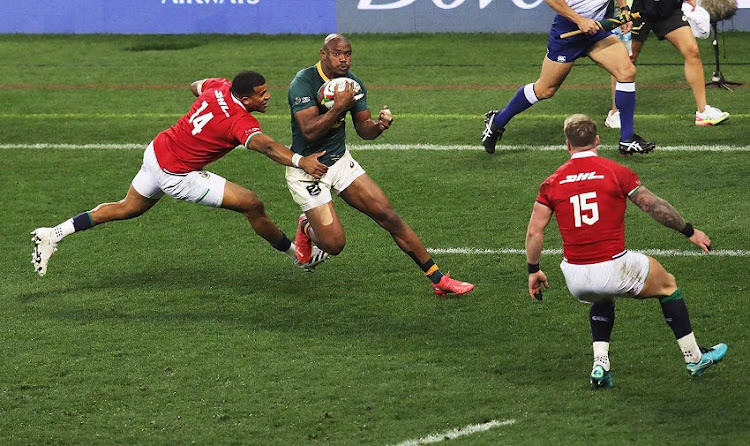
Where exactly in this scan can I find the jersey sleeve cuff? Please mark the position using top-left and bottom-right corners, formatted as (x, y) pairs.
(628, 185), (642, 196)
(244, 131), (263, 148)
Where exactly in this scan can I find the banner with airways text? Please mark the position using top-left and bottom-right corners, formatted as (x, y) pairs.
(1, 0), (749, 34)
(0, 0), (336, 34)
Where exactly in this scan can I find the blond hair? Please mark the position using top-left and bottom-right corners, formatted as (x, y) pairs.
(564, 114), (597, 149)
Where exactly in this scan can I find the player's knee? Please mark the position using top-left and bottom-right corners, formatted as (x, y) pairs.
(239, 193), (267, 219)
(535, 85), (557, 100)
(620, 64), (637, 82)
(683, 45), (701, 62)
(317, 235), (345, 256)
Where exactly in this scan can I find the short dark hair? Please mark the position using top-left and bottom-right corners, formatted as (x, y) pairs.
(231, 71), (266, 97)
(564, 114), (597, 148)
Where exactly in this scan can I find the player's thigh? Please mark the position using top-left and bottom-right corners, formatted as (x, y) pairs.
(537, 57), (574, 96)
(637, 256), (678, 298)
(664, 25), (699, 58)
(339, 173), (394, 219)
(220, 181), (264, 215)
(132, 143), (165, 201)
(588, 35), (636, 81)
(305, 201), (345, 243)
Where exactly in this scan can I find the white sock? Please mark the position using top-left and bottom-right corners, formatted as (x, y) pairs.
(52, 219), (75, 243)
(593, 341), (610, 371)
(284, 243), (297, 260)
(677, 332), (702, 363)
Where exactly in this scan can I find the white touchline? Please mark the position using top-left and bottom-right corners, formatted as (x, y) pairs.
(428, 248), (750, 257)
(389, 419), (516, 446)
(1, 143), (749, 152)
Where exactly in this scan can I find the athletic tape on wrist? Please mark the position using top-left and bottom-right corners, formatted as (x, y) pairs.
(291, 153), (302, 168)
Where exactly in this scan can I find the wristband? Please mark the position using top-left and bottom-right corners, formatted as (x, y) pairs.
(680, 222), (695, 238)
(620, 5), (630, 11)
(291, 153), (302, 168)
(528, 263), (540, 274)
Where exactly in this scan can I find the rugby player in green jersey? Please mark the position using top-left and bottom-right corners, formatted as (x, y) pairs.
(285, 33), (474, 297)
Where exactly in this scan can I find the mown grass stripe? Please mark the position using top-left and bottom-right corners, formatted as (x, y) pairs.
(390, 419), (517, 446)
(428, 248), (750, 257)
(2, 143), (749, 152)
(1, 113), (749, 120)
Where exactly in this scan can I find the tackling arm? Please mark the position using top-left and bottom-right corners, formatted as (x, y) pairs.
(629, 186), (712, 253)
(525, 202), (553, 300)
(246, 133), (328, 179)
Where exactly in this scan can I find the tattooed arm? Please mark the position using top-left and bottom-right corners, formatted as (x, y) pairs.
(629, 186), (712, 253)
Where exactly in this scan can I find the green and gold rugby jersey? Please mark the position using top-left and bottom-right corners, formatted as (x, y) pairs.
(288, 61), (369, 167)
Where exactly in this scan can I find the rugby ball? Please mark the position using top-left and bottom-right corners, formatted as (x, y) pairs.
(317, 77), (364, 110)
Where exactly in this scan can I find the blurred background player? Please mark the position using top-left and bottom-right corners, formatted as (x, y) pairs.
(525, 114), (727, 388)
(482, 0), (656, 156)
(32, 71), (330, 276)
(286, 34), (474, 297)
(604, 0), (729, 128)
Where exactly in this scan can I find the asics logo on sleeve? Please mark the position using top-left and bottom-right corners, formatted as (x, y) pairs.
(559, 171), (605, 184)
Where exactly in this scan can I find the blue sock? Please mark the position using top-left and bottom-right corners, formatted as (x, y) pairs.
(492, 83), (539, 128)
(615, 82), (635, 141)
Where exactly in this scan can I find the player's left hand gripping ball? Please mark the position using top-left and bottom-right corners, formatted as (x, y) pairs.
(379, 106), (393, 130)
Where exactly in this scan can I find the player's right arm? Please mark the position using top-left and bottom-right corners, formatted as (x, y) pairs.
(629, 186), (712, 253)
(525, 201), (553, 300)
(294, 82), (357, 143)
(246, 133), (328, 179)
(545, 0), (599, 34)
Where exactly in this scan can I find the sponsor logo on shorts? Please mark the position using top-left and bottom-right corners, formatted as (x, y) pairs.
(557, 55), (567, 62)
(200, 171), (210, 179)
(349, 161), (355, 168)
(306, 183), (322, 196)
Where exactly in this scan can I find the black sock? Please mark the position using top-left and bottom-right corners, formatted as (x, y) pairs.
(409, 254), (444, 284)
(660, 289), (693, 339)
(590, 301), (615, 343)
(271, 232), (292, 252)
(72, 212), (95, 232)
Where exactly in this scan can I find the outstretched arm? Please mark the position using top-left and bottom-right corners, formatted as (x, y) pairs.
(246, 133), (328, 179)
(525, 202), (553, 300)
(629, 186), (712, 253)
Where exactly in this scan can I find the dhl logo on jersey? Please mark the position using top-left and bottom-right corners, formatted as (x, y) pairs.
(559, 171), (605, 184)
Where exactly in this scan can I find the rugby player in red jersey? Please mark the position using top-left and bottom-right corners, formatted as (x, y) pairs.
(525, 114), (726, 388)
(32, 71), (329, 276)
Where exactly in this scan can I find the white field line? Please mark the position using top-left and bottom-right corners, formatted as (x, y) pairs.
(390, 419), (516, 446)
(2, 143), (749, 152)
(428, 248), (750, 257)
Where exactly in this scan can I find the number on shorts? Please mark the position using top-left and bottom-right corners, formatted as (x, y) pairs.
(189, 101), (214, 135)
(569, 192), (599, 227)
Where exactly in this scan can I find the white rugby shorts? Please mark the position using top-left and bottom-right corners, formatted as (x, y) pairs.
(131, 142), (227, 207)
(285, 150), (365, 211)
(560, 251), (651, 303)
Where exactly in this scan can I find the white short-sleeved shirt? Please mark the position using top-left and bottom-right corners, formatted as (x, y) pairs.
(566, 0), (610, 20)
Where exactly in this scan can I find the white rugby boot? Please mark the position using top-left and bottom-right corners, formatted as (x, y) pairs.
(31, 228), (58, 277)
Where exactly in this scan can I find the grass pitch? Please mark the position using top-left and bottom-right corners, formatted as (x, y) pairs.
(1, 33), (749, 445)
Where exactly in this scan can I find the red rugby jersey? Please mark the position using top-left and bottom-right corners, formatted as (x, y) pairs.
(536, 151), (641, 264)
(153, 78), (262, 173)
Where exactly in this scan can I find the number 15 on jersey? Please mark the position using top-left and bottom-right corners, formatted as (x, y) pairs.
(570, 192), (599, 227)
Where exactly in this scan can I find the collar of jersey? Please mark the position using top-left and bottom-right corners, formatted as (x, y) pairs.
(571, 150), (597, 159)
(230, 92), (245, 109)
(315, 61), (330, 82)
